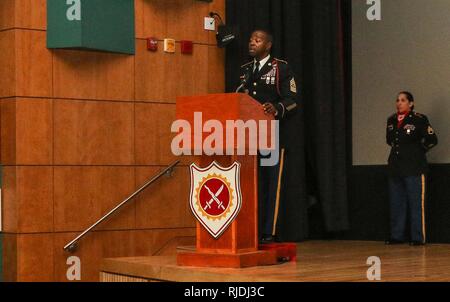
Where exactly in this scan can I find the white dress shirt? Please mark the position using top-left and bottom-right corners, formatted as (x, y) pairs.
(253, 54), (271, 73)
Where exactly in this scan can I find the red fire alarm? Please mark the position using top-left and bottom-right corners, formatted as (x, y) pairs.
(147, 37), (158, 51)
(180, 40), (193, 54)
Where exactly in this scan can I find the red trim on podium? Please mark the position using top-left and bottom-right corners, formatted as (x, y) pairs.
(259, 243), (297, 262)
(177, 249), (277, 268)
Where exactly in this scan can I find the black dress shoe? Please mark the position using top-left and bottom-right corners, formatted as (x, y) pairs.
(385, 239), (404, 245)
(260, 235), (274, 244)
(409, 241), (425, 246)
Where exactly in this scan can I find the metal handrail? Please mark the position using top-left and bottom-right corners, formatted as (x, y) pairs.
(63, 160), (180, 253)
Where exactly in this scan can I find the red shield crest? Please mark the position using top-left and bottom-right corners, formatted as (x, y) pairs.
(189, 161), (242, 239)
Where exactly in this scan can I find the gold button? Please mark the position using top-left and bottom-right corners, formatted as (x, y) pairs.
(253, 91), (257, 95)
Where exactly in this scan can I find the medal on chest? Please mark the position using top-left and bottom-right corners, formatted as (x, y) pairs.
(403, 124), (416, 135)
(261, 66), (277, 85)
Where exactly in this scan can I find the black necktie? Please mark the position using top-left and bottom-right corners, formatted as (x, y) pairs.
(253, 61), (260, 78)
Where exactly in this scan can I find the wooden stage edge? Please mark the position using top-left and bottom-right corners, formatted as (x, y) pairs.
(100, 240), (450, 282)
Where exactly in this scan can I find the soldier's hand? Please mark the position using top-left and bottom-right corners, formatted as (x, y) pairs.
(263, 103), (278, 116)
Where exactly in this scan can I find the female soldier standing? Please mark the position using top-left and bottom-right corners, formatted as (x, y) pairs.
(385, 91), (438, 246)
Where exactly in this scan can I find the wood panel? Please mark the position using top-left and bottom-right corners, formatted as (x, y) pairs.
(135, 40), (209, 103)
(165, 0), (210, 44)
(1, 98), (53, 165)
(135, 0), (145, 39)
(15, 30), (52, 97)
(0, 98), (17, 164)
(134, 103), (177, 165)
(0, 30), (15, 98)
(3, 234), (55, 282)
(15, 98), (53, 164)
(1, 0), (226, 282)
(0, 0), (15, 31)
(53, 167), (136, 232)
(53, 231), (102, 282)
(53, 49), (134, 101)
(135, 166), (194, 229)
(208, 47), (225, 93)
(141, 0), (167, 40)
(140, 0), (225, 44)
(2, 166), (53, 233)
(1, 167), (18, 233)
(14, 0), (47, 30)
(53, 100), (134, 165)
(2, 233), (18, 282)
(16, 234), (54, 282)
(0, 0), (47, 31)
(134, 43), (224, 103)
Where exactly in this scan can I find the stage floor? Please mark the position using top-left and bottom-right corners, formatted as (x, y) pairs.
(100, 240), (450, 282)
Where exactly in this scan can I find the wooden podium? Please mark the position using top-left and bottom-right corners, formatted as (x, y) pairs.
(176, 93), (278, 268)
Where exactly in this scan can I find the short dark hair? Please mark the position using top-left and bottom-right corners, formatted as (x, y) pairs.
(252, 29), (273, 44)
(398, 91), (415, 110)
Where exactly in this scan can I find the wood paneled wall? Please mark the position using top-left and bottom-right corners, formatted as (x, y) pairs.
(0, 0), (225, 281)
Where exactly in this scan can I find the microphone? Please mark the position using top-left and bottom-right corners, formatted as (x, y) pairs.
(235, 71), (251, 93)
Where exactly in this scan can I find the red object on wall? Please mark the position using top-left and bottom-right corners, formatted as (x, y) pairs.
(147, 37), (158, 51)
(180, 40), (193, 54)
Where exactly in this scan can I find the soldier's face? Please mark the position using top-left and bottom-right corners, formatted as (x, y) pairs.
(396, 94), (413, 112)
(249, 31), (271, 59)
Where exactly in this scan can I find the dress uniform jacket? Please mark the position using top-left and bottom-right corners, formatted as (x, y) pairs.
(240, 57), (299, 147)
(386, 111), (438, 176)
(238, 56), (301, 239)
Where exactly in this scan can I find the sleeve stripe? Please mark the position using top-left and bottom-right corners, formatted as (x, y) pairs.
(278, 102), (286, 118)
(286, 103), (297, 111)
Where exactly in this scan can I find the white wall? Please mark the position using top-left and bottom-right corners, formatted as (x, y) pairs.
(352, 0), (450, 165)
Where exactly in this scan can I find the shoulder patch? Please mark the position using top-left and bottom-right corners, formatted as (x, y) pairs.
(290, 78), (297, 93)
(240, 61), (253, 68)
(274, 58), (288, 64)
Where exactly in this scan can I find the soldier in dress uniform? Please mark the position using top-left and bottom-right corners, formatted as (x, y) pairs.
(237, 29), (299, 243)
(385, 91), (438, 246)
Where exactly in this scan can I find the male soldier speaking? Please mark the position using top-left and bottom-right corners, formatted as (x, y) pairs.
(237, 29), (299, 243)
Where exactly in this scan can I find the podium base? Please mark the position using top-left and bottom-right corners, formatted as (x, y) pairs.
(177, 249), (278, 268)
(259, 243), (297, 262)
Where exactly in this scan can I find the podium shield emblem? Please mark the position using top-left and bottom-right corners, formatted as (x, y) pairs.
(189, 161), (242, 239)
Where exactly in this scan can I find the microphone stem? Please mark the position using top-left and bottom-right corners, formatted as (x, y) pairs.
(235, 83), (245, 93)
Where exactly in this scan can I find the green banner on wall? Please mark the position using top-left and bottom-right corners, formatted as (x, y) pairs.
(47, 0), (135, 54)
